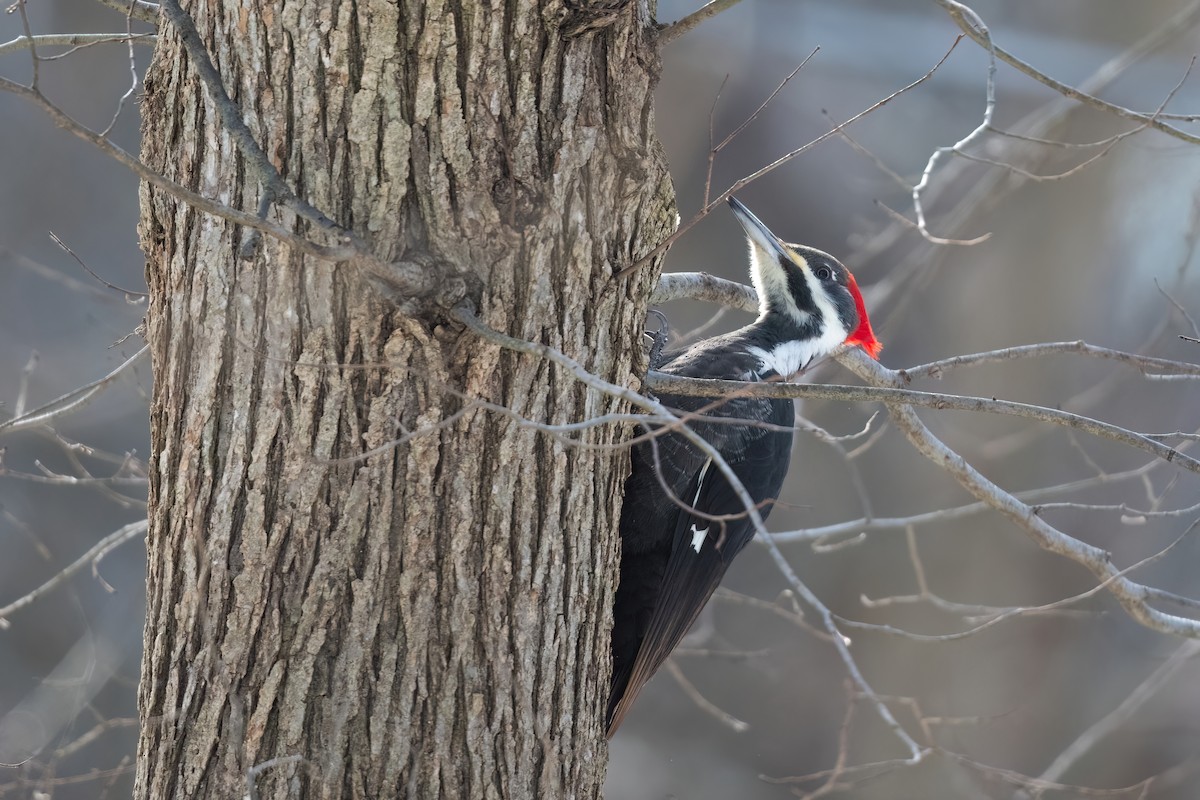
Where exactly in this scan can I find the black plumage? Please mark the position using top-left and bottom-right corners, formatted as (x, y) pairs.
(607, 336), (794, 735)
(606, 198), (881, 736)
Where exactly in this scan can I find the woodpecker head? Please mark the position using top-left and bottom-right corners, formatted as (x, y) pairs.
(729, 197), (881, 360)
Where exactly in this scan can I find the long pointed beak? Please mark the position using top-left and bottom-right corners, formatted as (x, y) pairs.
(728, 197), (789, 261)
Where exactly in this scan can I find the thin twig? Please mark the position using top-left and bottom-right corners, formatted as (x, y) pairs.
(15, 0), (40, 90)
(99, 0), (143, 137)
(844, 521), (1197, 643)
(943, 748), (1154, 797)
(953, 55), (1195, 187)
(614, 36), (963, 279)
(0, 346), (149, 434)
(848, 0), (1200, 334)
(704, 73), (730, 207)
(701, 52), (820, 206)
(664, 660), (749, 733)
(48, 232), (148, 298)
(0, 520), (147, 626)
(822, 109), (913, 191)
(0, 78), (364, 261)
(901, 341), (1200, 380)
(775, 456), (1167, 544)
(911, 1), (994, 245)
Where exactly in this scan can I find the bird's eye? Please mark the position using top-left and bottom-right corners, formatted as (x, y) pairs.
(815, 266), (833, 281)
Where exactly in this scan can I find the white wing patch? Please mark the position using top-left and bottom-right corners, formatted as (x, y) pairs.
(689, 459), (712, 554)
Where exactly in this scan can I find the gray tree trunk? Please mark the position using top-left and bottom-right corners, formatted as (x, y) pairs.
(133, 1), (675, 797)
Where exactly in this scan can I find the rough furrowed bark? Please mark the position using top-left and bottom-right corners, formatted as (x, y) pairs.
(134, 1), (675, 798)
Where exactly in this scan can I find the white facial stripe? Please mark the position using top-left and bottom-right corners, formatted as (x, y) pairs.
(749, 243), (814, 329)
(802, 259), (848, 348)
(750, 244), (800, 319)
(747, 242), (783, 318)
(785, 245), (849, 340)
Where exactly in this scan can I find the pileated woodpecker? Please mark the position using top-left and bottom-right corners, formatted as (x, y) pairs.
(607, 197), (881, 737)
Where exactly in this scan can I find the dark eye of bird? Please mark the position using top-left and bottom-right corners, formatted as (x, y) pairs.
(815, 266), (833, 281)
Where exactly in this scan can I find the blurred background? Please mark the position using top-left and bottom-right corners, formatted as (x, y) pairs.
(2, 1), (1200, 798)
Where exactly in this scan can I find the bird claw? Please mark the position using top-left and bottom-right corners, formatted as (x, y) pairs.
(645, 309), (670, 370)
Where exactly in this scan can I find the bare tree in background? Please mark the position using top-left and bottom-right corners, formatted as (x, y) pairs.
(2, 1), (1200, 799)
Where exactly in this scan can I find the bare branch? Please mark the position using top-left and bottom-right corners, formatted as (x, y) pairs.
(157, 0), (338, 235)
(944, 748), (1158, 797)
(936, 0), (1200, 146)
(0, 519), (147, 626)
(0, 346), (149, 434)
(846, 0), (1200, 321)
(852, 521), (1196, 644)
(791, 681), (858, 800)
(699, 51), (820, 206)
(0, 78), (356, 257)
(95, 0), (160, 25)
(702, 72), (730, 207)
(658, 0), (749, 46)
(645, 372), (1200, 476)
(148, 0), (447, 297)
(652, 271), (759, 308)
(822, 108), (913, 192)
(1156, 278), (1200, 340)
(2, 247), (133, 301)
(714, 589), (837, 643)
(841, 350), (1200, 640)
(713, 50), (818, 160)
(954, 55), (1195, 188)
(50, 718), (138, 763)
(0, 32), (154, 57)
(655, 271), (1200, 640)
(775, 456), (1169, 544)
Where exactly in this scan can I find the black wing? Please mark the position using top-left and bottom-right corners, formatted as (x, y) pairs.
(607, 405), (791, 735)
